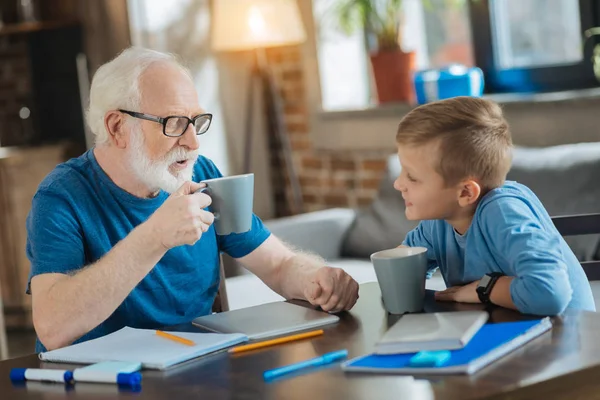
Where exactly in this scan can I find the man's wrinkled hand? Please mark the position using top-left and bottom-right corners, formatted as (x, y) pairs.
(303, 267), (359, 313)
(147, 181), (215, 250)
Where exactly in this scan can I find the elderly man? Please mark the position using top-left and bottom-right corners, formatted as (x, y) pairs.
(26, 47), (359, 352)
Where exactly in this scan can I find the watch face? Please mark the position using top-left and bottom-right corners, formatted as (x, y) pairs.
(479, 275), (492, 287)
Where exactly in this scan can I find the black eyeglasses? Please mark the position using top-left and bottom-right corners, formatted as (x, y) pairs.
(119, 109), (213, 137)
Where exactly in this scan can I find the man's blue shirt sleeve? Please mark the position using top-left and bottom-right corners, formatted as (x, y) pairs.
(480, 196), (572, 315)
(26, 189), (85, 293)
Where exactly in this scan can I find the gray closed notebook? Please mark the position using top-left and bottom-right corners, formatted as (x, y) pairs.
(192, 301), (340, 340)
(376, 311), (488, 354)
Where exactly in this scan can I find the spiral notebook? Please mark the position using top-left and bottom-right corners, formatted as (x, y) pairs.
(343, 318), (552, 375)
(39, 327), (248, 370)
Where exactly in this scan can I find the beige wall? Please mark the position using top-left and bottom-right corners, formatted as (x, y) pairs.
(307, 98), (600, 152)
(215, 52), (275, 219)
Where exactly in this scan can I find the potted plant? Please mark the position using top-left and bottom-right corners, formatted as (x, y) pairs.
(332, 0), (478, 104)
(334, 0), (415, 103)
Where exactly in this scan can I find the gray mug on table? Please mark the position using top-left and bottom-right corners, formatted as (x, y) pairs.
(200, 173), (254, 235)
(371, 247), (428, 314)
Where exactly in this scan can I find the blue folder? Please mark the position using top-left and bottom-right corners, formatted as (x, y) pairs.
(342, 318), (552, 375)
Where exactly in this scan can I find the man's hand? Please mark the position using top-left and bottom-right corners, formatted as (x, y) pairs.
(146, 181), (215, 250)
(303, 267), (359, 312)
(435, 280), (481, 304)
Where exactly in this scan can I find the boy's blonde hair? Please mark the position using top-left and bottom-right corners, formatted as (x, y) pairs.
(396, 96), (513, 191)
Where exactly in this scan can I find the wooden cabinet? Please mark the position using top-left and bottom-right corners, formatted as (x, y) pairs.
(0, 145), (67, 328)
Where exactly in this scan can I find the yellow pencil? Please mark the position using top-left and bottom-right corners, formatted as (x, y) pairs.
(156, 330), (196, 346)
(228, 329), (324, 354)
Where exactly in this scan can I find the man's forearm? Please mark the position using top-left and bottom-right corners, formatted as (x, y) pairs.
(276, 252), (323, 300)
(238, 235), (359, 312)
(33, 221), (166, 350)
(236, 236), (323, 301)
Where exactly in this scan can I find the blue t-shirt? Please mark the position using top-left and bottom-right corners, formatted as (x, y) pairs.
(403, 181), (595, 315)
(26, 149), (271, 352)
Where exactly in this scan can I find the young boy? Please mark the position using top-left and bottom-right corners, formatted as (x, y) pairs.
(396, 96), (594, 315)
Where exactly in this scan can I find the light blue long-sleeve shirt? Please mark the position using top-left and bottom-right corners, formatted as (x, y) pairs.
(403, 181), (595, 315)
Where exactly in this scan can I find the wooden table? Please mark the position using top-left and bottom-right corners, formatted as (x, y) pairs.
(2, 282), (600, 399)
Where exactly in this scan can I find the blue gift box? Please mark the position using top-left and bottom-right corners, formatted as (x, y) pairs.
(413, 65), (484, 105)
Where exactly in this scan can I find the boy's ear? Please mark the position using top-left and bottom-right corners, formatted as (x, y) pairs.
(457, 179), (481, 207)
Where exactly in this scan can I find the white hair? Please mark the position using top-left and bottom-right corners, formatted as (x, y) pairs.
(86, 46), (193, 145)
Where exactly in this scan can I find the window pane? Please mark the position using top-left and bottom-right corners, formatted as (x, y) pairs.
(312, 0), (371, 110)
(312, 0), (474, 110)
(491, 0), (583, 70)
(417, 0), (474, 68)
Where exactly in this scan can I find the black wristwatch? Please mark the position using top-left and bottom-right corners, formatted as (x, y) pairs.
(476, 273), (504, 304)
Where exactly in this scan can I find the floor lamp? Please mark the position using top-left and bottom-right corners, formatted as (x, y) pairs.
(212, 0), (305, 216)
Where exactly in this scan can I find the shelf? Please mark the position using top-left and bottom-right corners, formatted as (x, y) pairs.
(0, 20), (79, 36)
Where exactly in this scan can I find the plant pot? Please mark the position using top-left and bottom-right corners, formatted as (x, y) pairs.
(369, 50), (416, 103)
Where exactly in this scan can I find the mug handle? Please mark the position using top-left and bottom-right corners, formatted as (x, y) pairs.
(195, 186), (220, 220)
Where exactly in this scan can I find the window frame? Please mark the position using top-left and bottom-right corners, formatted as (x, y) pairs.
(468, 0), (600, 93)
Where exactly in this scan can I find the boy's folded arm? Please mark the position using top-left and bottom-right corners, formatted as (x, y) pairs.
(488, 276), (517, 310)
(402, 221), (439, 276)
(481, 198), (572, 316)
(402, 221), (432, 248)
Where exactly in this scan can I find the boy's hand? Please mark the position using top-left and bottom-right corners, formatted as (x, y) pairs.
(435, 280), (481, 303)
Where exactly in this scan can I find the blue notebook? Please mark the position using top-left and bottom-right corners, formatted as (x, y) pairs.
(342, 318), (552, 375)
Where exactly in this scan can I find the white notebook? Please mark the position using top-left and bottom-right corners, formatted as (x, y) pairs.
(39, 327), (248, 370)
(376, 311), (488, 354)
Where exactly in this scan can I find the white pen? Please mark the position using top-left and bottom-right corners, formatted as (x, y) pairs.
(10, 368), (73, 384)
(72, 361), (142, 385)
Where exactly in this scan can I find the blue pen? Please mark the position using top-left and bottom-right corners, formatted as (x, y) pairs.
(263, 349), (348, 381)
(10, 368), (73, 384)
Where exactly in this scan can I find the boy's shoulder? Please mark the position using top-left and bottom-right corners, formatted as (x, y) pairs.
(412, 218), (450, 237)
(476, 181), (544, 222)
(481, 180), (535, 202)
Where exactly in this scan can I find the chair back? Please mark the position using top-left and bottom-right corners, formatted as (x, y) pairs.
(552, 213), (600, 281)
(211, 254), (230, 313)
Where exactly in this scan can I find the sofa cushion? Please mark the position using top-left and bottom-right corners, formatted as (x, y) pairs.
(341, 142), (600, 261)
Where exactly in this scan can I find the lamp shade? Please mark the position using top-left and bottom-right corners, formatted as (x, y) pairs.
(211, 0), (306, 51)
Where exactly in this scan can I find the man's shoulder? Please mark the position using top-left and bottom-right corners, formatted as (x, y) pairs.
(36, 151), (93, 197)
(192, 155), (223, 181)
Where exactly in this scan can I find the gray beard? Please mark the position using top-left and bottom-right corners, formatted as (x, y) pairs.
(128, 126), (197, 194)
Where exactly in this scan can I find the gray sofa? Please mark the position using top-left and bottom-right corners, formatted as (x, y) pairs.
(226, 142), (600, 310)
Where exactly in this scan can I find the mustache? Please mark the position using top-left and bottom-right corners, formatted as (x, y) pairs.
(162, 147), (199, 164)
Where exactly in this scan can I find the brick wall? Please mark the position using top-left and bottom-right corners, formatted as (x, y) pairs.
(266, 46), (393, 216)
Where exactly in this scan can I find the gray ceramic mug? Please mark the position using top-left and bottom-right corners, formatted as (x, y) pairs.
(199, 173), (254, 235)
(370, 247), (428, 314)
